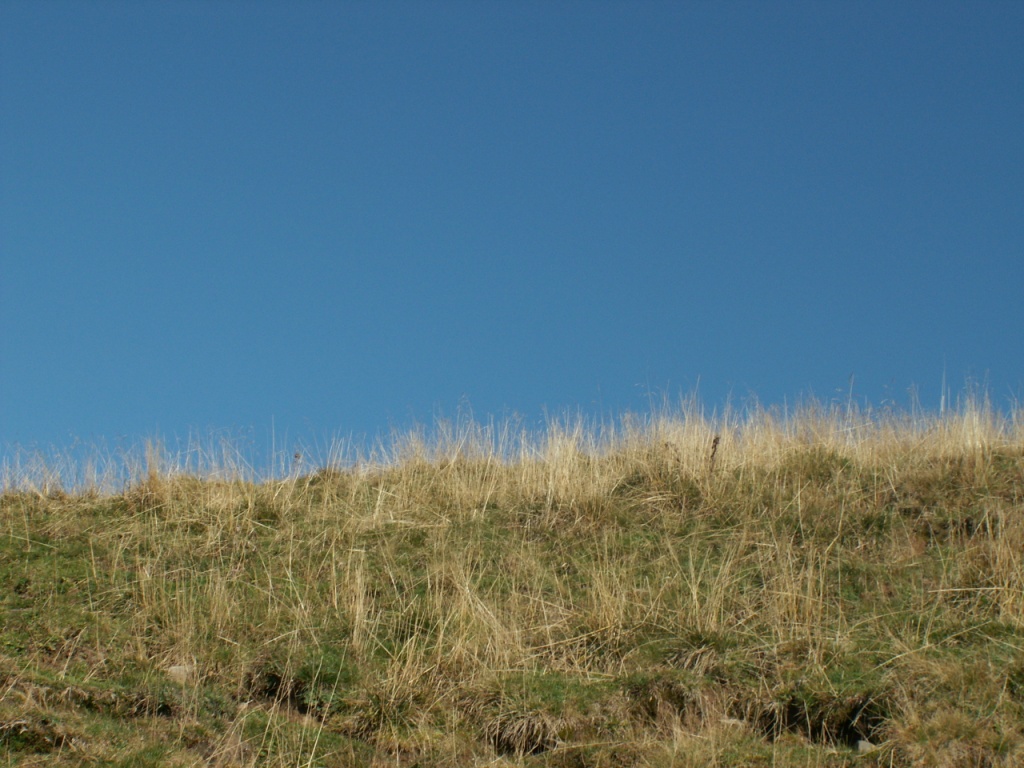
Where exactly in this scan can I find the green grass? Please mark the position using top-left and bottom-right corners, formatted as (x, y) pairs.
(2, 400), (1023, 766)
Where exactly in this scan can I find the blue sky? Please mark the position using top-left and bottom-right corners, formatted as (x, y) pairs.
(2, 1), (1022, 462)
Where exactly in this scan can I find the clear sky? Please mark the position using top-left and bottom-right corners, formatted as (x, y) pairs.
(2, 1), (1022, 463)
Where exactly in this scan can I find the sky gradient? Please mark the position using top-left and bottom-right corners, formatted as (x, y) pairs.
(2, 1), (1022, 465)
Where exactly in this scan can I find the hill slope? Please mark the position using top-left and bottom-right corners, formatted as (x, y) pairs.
(2, 405), (1023, 766)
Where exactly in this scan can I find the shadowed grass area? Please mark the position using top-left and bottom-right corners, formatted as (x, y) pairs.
(2, 399), (1023, 766)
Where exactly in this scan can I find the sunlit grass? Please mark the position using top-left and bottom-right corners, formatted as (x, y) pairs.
(2, 395), (1023, 766)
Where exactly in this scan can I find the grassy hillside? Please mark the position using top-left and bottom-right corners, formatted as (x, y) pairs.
(2, 402), (1023, 766)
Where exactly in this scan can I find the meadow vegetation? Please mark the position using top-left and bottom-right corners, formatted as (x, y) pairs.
(2, 398), (1023, 766)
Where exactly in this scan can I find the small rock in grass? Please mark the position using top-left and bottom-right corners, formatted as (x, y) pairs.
(167, 664), (195, 684)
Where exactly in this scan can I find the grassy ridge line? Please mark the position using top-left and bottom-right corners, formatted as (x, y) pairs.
(1, 401), (1023, 766)
(3, 396), (1017, 494)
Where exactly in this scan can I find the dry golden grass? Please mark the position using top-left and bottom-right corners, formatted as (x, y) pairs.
(2, 396), (1023, 766)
